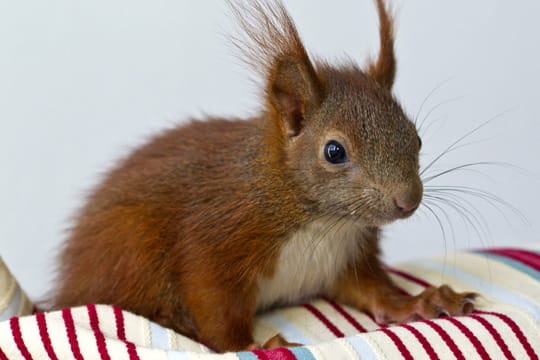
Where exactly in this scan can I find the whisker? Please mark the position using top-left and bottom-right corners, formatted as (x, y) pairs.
(418, 115), (445, 140)
(420, 200), (450, 255)
(425, 189), (490, 231)
(421, 161), (518, 184)
(417, 95), (467, 134)
(424, 192), (489, 248)
(414, 77), (455, 128)
(425, 185), (528, 226)
(300, 196), (369, 264)
(420, 108), (514, 177)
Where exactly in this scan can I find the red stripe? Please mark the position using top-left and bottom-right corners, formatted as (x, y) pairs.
(479, 311), (538, 360)
(483, 248), (540, 272)
(443, 317), (490, 359)
(0, 346), (8, 360)
(252, 349), (270, 360)
(324, 299), (367, 333)
(62, 308), (83, 360)
(113, 306), (126, 340)
(252, 348), (300, 360)
(423, 320), (465, 360)
(387, 268), (432, 288)
(383, 268), (520, 359)
(36, 312), (59, 360)
(268, 348), (297, 360)
(113, 306), (141, 360)
(379, 328), (413, 360)
(470, 314), (515, 360)
(276, 348), (297, 360)
(400, 323), (437, 360)
(87, 304), (111, 360)
(9, 317), (32, 360)
(302, 303), (344, 337)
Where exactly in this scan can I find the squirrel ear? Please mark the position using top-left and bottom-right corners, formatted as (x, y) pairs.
(367, 0), (396, 90)
(227, 0), (325, 138)
(268, 56), (324, 137)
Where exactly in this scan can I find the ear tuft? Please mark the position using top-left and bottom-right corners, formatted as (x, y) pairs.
(227, 0), (325, 138)
(367, 0), (396, 90)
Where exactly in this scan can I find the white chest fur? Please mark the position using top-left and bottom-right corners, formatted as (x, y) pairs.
(256, 217), (368, 310)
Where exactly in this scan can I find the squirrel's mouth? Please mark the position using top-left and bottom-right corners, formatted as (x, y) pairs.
(340, 181), (423, 226)
(393, 204), (420, 219)
(343, 202), (420, 226)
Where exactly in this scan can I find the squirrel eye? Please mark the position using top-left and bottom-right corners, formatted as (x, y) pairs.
(324, 140), (348, 164)
(417, 135), (422, 149)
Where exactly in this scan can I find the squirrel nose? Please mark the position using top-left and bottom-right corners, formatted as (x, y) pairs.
(393, 194), (421, 217)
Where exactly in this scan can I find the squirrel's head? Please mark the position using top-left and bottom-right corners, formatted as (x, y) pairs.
(232, 0), (422, 226)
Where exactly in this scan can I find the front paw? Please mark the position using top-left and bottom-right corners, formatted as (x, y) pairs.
(373, 285), (477, 324)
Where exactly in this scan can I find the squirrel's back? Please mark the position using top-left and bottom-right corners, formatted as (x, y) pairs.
(52, 117), (307, 322)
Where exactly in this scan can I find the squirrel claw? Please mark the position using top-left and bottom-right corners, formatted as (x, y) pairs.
(372, 285), (477, 324)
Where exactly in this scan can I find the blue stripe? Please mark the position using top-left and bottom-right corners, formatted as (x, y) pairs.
(417, 259), (540, 324)
(474, 252), (540, 281)
(0, 285), (22, 321)
(346, 335), (379, 360)
(236, 351), (259, 360)
(148, 322), (194, 359)
(150, 322), (171, 350)
(259, 313), (313, 345)
(289, 347), (317, 360)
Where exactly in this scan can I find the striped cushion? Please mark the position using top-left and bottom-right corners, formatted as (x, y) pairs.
(1, 246), (539, 359)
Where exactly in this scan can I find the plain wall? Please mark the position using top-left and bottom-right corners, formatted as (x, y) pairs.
(1, 0), (539, 300)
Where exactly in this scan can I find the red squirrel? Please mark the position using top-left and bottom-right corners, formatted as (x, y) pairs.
(52, 0), (476, 352)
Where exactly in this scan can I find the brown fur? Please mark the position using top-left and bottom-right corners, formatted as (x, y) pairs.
(367, 0), (396, 89)
(51, 0), (475, 352)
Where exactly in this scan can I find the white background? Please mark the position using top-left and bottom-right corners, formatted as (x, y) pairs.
(1, 0), (539, 301)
